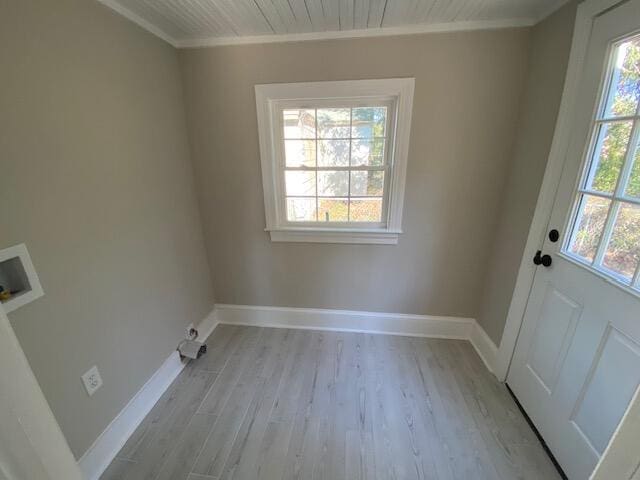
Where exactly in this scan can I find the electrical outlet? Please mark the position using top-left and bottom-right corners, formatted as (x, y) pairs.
(81, 365), (103, 396)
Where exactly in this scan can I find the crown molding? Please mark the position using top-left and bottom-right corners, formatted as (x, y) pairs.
(175, 18), (535, 48)
(535, 0), (573, 22)
(96, 0), (179, 47)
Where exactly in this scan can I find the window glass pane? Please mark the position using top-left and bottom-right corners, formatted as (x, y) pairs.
(318, 198), (348, 222)
(624, 135), (640, 199)
(287, 197), (316, 221)
(351, 107), (387, 138)
(285, 139), (316, 167)
(318, 139), (349, 167)
(350, 199), (383, 222)
(568, 195), (611, 262)
(318, 171), (349, 196)
(350, 171), (384, 196)
(283, 109), (315, 139)
(602, 203), (640, 280)
(285, 171), (315, 196)
(603, 37), (640, 118)
(317, 109), (350, 138)
(351, 139), (385, 167)
(585, 121), (632, 194)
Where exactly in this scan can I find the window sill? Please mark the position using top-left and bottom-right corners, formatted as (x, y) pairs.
(267, 228), (401, 245)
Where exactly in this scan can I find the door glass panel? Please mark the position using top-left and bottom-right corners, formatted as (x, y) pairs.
(603, 36), (640, 118)
(568, 195), (611, 263)
(602, 203), (640, 279)
(565, 34), (640, 289)
(585, 121), (632, 194)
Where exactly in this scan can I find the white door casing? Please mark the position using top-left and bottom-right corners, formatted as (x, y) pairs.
(507, 2), (640, 479)
(0, 305), (82, 480)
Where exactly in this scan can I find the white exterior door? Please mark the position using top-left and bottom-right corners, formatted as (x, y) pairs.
(508, 2), (640, 479)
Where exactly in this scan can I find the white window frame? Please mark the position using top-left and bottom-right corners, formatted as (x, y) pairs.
(255, 78), (415, 245)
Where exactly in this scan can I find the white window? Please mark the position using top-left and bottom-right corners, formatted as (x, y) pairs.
(564, 35), (640, 291)
(255, 79), (415, 244)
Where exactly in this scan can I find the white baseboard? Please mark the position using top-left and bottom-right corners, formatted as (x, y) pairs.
(215, 303), (498, 374)
(77, 309), (217, 480)
(195, 309), (219, 343)
(469, 321), (499, 375)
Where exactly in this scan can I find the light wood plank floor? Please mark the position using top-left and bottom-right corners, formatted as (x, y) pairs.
(101, 325), (561, 480)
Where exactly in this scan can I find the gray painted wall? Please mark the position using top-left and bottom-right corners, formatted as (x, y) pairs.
(477, 1), (579, 344)
(0, 0), (214, 457)
(179, 28), (530, 319)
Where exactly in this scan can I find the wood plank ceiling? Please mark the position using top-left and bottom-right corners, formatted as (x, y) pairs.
(99, 0), (568, 46)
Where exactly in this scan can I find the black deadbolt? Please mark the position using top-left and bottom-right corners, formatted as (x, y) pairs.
(549, 229), (560, 243)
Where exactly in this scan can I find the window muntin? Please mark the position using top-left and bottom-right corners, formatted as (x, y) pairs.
(565, 35), (640, 290)
(279, 102), (394, 226)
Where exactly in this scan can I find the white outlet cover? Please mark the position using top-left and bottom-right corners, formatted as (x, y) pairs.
(81, 365), (103, 396)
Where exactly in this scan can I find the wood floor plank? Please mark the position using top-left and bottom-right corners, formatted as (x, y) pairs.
(192, 328), (272, 477)
(281, 331), (330, 480)
(345, 430), (375, 480)
(197, 324), (244, 372)
(269, 330), (314, 423)
(100, 458), (137, 480)
(392, 335), (456, 480)
(453, 341), (538, 445)
(119, 368), (218, 480)
(419, 339), (502, 480)
(374, 334), (438, 480)
(186, 474), (217, 480)
(197, 326), (263, 416)
(219, 328), (297, 480)
(116, 363), (196, 461)
(441, 342), (560, 480)
(255, 421), (295, 480)
(101, 327), (563, 480)
(155, 413), (217, 480)
(364, 333), (396, 480)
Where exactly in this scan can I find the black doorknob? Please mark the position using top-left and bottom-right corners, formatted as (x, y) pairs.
(533, 250), (542, 265)
(549, 229), (560, 242)
(533, 250), (552, 267)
